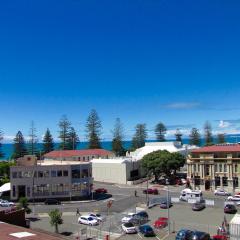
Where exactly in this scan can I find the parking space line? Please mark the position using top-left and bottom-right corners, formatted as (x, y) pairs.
(137, 233), (143, 239)
(155, 236), (160, 240)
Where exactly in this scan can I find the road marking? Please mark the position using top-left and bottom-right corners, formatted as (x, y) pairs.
(137, 233), (143, 239)
(155, 236), (161, 240)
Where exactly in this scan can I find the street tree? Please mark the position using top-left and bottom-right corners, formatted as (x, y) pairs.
(12, 131), (27, 159)
(204, 121), (213, 146)
(217, 133), (225, 144)
(131, 123), (148, 150)
(18, 197), (31, 214)
(28, 121), (38, 155)
(141, 150), (185, 181)
(111, 118), (125, 156)
(189, 128), (201, 146)
(0, 130), (4, 159)
(66, 127), (79, 150)
(155, 122), (167, 142)
(86, 109), (102, 149)
(175, 129), (183, 144)
(58, 115), (71, 150)
(42, 128), (54, 154)
(49, 209), (63, 233)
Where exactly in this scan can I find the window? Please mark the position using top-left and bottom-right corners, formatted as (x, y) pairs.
(92, 156), (94, 159)
(219, 164), (222, 172)
(222, 177), (228, 186)
(215, 176), (220, 186)
(233, 177), (239, 188)
(72, 169), (80, 178)
(63, 170), (68, 177)
(194, 176), (200, 186)
(12, 186), (16, 197)
(18, 172), (23, 178)
(82, 169), (89, 178)
(78, 157), (81, 161)
(87, 156), (89, 161)
(12, 172), (17, 179)
(224, 164), (227, 173)
(198, 165), (200, 172)
(27, 187), (30, 197)
(235, 164), (238, 173)
(57, 170), (62, 177)
(83, 157), (85, 161)
(214, 164), (218, 173)
(193, 165), (196, 172)
(51, 170), (57, 177)
(23, 171), (31, 178)
(38, 171), (43, 178)
(43, 171), (49, 177)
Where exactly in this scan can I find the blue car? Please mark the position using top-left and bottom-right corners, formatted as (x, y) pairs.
(176, 229), (192, 240)
(139, 225), (155, 237)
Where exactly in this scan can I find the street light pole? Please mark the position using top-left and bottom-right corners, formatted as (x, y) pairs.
(167, 185), (170, 235)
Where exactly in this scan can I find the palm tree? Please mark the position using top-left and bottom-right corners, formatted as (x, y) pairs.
(49, 209), (63, 233)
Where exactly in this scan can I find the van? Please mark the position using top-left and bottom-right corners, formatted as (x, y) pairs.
(180, 189), (203, 202)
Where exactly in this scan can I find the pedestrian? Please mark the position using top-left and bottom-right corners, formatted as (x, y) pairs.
(134, 190), (137, 197)
(76, 208), (80, 216)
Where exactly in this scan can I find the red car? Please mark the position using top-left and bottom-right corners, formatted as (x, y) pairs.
(95, 188), (108, 194)
(143, 188), (159, 195)
(153, 217), (168, 229)
(212, 235), (228, 240)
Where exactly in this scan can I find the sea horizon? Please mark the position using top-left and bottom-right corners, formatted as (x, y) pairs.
(1, 134), (240, 160)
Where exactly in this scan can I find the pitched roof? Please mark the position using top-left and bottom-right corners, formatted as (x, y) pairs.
(191, 144), (240, 153)
(44, 149), (113, 158)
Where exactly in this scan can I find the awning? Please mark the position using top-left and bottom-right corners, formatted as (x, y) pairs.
(0, 182), (11, 193)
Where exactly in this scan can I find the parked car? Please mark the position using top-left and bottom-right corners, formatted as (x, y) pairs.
(78, 216), (99, 225)
(191, 230), (211, 240)
(44, 199), (61, 205)
(214, 189), (231, 196)
(212, 235), (228, 240)
(143, 188), (159, 195)
(121, 222), (137, 234)
(0, 200), (15, 207)
(227, 195), (240, 201)
(95, 188), (107, 194)
(138, 225), (155, 237)
(160, 200), (173, 209)
(224, 204), (237, 214)
(154, 217), (168, 229)
(121, 213), (136, 223)
(192, 202), (206, 211)
(88, 213), (104, 222)
(176, 229), (193, 240)
(130, 211), (149, 225)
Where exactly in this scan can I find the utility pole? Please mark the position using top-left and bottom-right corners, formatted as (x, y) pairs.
(167, 185), (170, 235)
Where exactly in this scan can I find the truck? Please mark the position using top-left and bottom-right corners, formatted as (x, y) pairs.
(230, 214), (240, 240)
(179, 188), (203, 202)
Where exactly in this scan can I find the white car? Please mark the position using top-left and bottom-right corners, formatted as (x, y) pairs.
(214, 189), (231, 196)
(88, 213), (104, 222)
(0, 200), (15, 207)
(227, 195), (240, 201)
(122, 222), (137, 234)
(121, 213), (136, 223)
(78, 216), (99, 226)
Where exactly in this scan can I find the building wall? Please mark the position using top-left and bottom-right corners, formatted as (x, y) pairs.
(10, 163), (92, 200)
(92, 162), (127, 184)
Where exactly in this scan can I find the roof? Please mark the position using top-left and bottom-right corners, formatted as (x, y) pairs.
(38, 160), (90, 166)
(44, 149), (113, 158)
(91, 158), (131, 164)
(0, 222), (65, 240)
(0, 182), (10, 193)
(191, 144), (240, 153)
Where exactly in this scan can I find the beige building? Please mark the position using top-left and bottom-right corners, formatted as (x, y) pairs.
(187, 144), (240, 192)
(10, 155), (92, 201)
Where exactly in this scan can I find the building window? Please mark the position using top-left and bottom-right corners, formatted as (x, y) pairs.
(235, 164), (238, 173)
(222, 177), (228, 186)
(78, 157), (81, 161)
(18, 172), (23, 178)
(63, 170), (68, 177)
(198, 164), (200, 172)
(12, 186), (16, 197)
(87, 156), (89, 161)
(57, 170), (62, 177)
(219, 164), (222, 172)
(43, 171), (49, 177)
(215, 177), (220, 187)
(38, 171), (43, 178)
(194, 176), (201, 186)
(83, 157), (85, 161)
(82, 169), (89, 178)
(51, 170), (57, 177)
(72, 169), (80, 178)
(27, 187), (30, 197)
(92, 156), (94, 159)
(233, 177), (239, 188)
(12, 172), (17, 178)
(224, 164), (227, 173)
(214, 164), (218, 173)
(193, 165), (196, 172)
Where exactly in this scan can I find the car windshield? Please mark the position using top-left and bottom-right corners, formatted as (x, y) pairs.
(88, 217), (94, 221)
(145, 226), (152, 231)
(125, 223), (134, 227)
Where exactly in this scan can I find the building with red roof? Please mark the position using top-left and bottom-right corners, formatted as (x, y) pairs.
(187, 143), (240, 192)
(44, 149), (114, 161)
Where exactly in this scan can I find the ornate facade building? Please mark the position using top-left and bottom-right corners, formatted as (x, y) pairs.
(187, 144), (240, 192)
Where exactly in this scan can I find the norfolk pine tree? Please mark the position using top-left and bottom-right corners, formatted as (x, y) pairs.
(111, 118), (125, 156)
(204, 121), (213, 146)
(12, 131), (27, 159)
(155, 122), (167, 142)
(28, 121), (38, 155)
(131, 124), (148, 150)
(175, 129), (183, 144)
(189, 128), (201, 146)
(86, 109), (102, 149)
(58, 115), (71, 150)
(217, 133), (225, 144)
(42, 128), (54, 154)
(66, 127), (79, 150)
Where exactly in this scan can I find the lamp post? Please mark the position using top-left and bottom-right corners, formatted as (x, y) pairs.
(167, 185), (170, 235)
(32, 167), (35, 216)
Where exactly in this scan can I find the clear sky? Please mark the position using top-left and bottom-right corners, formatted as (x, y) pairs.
(0, 0), (240, 142)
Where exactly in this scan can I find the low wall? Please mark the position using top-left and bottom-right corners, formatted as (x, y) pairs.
(0, 208), (26, 227)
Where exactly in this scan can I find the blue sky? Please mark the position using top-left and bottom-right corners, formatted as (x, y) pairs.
(0, 0), (240, 142)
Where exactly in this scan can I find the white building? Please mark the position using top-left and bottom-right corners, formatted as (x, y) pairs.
(128, 141), (198, 160)
(91, 158), (144, 185)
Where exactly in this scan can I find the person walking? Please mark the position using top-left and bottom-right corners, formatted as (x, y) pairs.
(134, 190), (137, 197)
(76, 208), (80, 216)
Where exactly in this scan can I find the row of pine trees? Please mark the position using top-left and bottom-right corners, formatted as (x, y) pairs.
(0, 109), (226, 159)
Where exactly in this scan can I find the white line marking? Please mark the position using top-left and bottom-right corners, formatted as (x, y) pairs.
(156, 236), (161, 240)
(138, 233), (143, 239)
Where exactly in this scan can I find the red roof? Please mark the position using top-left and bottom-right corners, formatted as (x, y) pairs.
(0, 222), (64, 240)
(44, 149), (113, 158)
(191, 144), (240, 153)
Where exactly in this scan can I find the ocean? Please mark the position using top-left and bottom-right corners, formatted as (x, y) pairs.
(1, 135), (240, 160)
